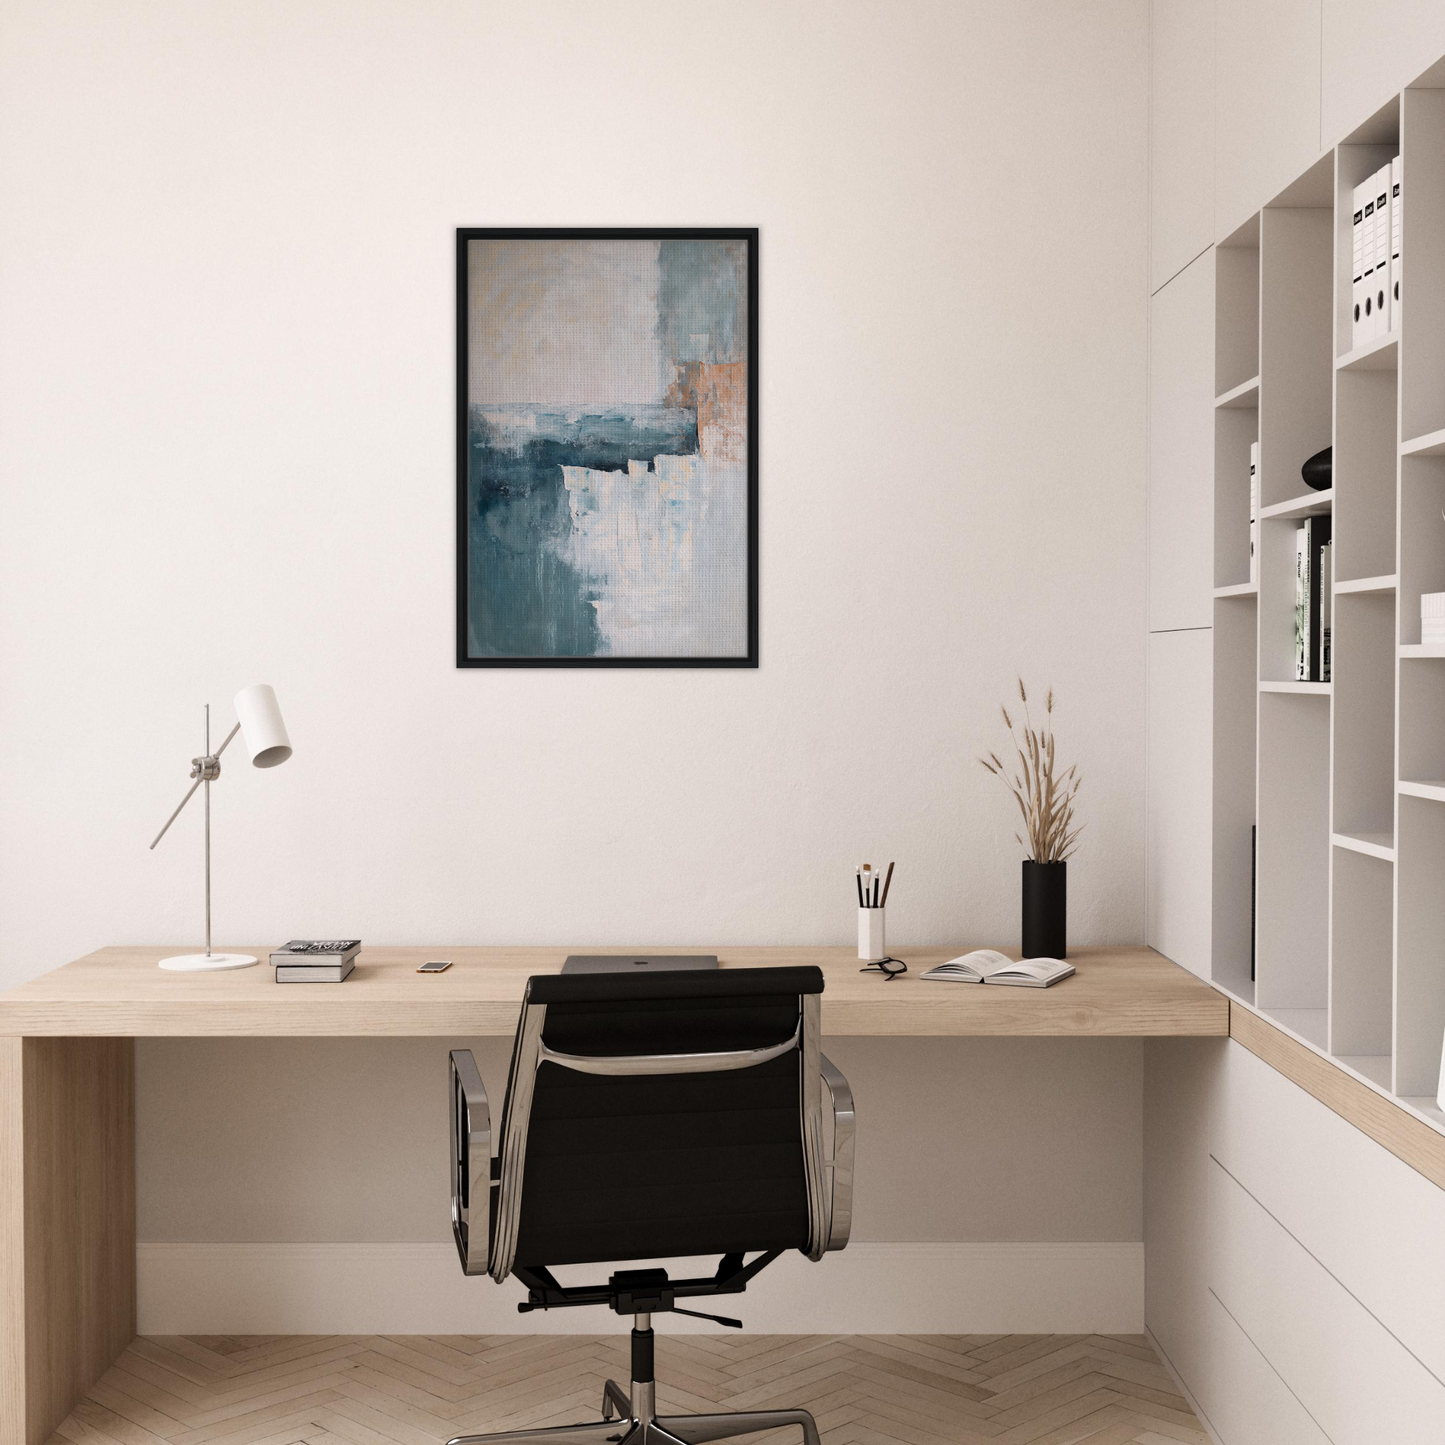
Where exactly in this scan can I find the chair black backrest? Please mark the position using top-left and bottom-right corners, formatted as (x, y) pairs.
(499, 966), (824, 1270)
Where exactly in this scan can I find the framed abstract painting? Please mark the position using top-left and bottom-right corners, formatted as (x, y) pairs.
(456, 227), (758, 667)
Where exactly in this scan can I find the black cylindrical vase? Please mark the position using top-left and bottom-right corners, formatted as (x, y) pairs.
(1022, 860), (1067, 958)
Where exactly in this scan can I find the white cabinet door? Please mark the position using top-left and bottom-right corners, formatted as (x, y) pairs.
(1198, 1290), (1332, 1445)
(1144, 1038), (1226, 1393)
(1211, 1156), (1445, 1443)
(1214, 1039), (1445, 1384)
(1322, 0), (1445, 145)
(1147, 629), (1213, 978)
(1215, 0), (1323, 237)
(1150, 0), (1215, 292)
(1149, 251), (1215, 632)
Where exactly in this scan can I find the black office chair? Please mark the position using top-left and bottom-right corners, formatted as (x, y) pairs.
(446, 965), (855, 1445)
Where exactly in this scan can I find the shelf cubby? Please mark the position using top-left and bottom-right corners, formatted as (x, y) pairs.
(1332, 591), (1396, 837)
(1255, 692), (1330, 1017)
(1259, 188), (1332, 511)
(1401, 86), (1445, 444)
(1396, 795), (1445, 1097)
(1215, 216), (1260, 398)
(1211, 593), (1259, 1003)
(1258, 508), (1330, 684)
(1398, 454), (1445, 644)
(1329, 847), (1393, 1066)
(1399, 653), (1445, 785)
(1334, 370), (1397, 581)
(1214, 403), (1257, 589)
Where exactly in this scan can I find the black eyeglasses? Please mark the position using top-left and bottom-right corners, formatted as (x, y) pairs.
(859, 956), (908, 981)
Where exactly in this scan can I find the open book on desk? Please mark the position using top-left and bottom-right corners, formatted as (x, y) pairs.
(920, 950), (1075, 988)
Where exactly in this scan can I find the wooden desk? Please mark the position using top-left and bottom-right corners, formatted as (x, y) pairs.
(0, 943), (1225, 1038)
(0, 944), (1223, 1445)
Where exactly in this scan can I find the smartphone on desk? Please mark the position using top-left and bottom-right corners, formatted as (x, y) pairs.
(417, 959), (452, 973)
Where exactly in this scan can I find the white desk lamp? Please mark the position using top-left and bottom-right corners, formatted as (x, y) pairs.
(149, 684), (292, 971)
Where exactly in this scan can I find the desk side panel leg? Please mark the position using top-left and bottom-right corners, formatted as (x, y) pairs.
(0, 1037), (136, 1445)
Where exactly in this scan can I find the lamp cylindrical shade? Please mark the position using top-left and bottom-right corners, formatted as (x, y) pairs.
(233, 684), (292, 768)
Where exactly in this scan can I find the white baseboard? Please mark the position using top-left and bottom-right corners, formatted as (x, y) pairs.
(137, 1241), (1143, 1335)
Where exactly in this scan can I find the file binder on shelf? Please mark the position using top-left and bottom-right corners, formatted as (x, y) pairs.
(1352, 178), (1368, 349)
(1373, 164), (1391, 341)
(1391, 154), (1402, 332)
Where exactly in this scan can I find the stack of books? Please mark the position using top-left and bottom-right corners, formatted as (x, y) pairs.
(270, 939), (361, 983)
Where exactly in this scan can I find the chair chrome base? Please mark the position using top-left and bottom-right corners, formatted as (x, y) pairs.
(445, 1378), (822, 1445)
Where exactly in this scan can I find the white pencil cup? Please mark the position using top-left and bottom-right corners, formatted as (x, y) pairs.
(858, 907), (886, 962)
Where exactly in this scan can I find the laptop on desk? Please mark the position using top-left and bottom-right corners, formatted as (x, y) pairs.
(561, 954), (719, 974)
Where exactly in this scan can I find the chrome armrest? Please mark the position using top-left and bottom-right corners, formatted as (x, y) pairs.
(449, 1049), (492, 1276)
(819, 1052), (854, 1251)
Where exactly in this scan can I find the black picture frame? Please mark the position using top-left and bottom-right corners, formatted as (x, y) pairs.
(456, 227), (759, 668)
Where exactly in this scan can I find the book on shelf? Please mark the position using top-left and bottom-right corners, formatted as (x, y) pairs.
(920, 950), (1074, 988)
(1320, 538), (1332, 682)
(276, 958), (355, 983)
(1293, 517), (1332, 681)
(1295, 526), (1308, 679)
(1249, 441), (1259, 584)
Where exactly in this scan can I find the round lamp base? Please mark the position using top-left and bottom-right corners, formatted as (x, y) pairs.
(158, 952), (258, 972)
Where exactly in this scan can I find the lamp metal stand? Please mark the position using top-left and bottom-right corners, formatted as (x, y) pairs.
(151, 703), (255, 972)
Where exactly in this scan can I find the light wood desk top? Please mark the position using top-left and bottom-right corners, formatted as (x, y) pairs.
(0, 944), (1227, 1037)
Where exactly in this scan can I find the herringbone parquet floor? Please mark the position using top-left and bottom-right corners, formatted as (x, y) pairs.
(49, 1334), (1210, 1445)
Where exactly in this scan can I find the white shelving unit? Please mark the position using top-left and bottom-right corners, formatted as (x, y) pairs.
(1211, 81), (1445, 1132)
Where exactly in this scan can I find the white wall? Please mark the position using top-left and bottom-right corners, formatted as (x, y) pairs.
(0, 0), (1150, 980)
(0, 0), (1151, 1321)
(135, 1035), (1144, 1244)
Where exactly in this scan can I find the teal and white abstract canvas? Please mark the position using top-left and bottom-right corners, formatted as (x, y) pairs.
(456, 230), (757, 667)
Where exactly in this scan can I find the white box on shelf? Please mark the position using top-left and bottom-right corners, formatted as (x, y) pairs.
(1421, 594), (1445, 641)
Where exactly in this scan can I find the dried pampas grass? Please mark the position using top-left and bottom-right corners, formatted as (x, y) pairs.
(979, 678), (1083, 863)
